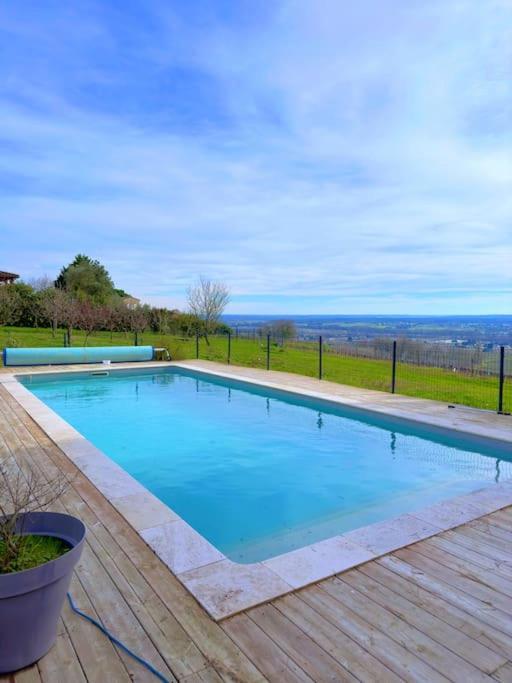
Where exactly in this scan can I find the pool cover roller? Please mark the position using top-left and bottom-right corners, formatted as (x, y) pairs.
(2, 346), (154, 366)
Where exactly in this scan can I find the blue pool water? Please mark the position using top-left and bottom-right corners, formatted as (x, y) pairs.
(22, 368), (512, 562)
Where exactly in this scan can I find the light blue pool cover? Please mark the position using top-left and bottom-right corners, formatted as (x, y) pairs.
(2, 346), (154, 366)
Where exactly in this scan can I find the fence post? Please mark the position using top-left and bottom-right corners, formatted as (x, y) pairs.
(227, 332), (231, 365)
(319, 335), (323, 380)
(391, 340), (397, 393)
(498, 345), (505, 414)
(195, 334), (199, 359)
(266, 334), (271, 370)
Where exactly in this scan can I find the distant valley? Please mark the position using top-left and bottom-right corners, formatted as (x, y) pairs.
(223, 315), (512, 347)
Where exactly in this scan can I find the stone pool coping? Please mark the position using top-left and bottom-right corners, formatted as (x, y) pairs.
(1, 360), (511, 621)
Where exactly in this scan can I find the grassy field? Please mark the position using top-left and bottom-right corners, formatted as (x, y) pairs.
(1, 326), (509, 413)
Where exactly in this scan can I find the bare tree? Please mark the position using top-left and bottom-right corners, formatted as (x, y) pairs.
(101, 300), (126, 340)
(128, 305), (150, 345)
(75, 300), (102, 345)
(39, 287), (70, 337)
(0, 453), (69, 573)
(187, 277), (230, 344)
(62, 295), (81, 346)
(27, 275), (54, 292)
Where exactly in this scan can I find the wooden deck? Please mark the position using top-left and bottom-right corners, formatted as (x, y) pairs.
(1, 382), (512, 682)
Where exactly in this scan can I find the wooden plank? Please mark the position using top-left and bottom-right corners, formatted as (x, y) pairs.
(223, 613), (314, 683)
(413, 539), (512, 599)
(71, 500), (265, 683)
(452, 526), (512, 559)
(394, 547), (512, 615)
(70, 509), (205, 679)
(63, 574), (133, 682)
(425, 535), (512, 580)
(486, 509), (512, 529)
(275, 592), (401, 683)
(378, 554), (512, 636)
(324, 575), (487, 683)
(343, 567), (505, 674)
(492, 507), (512, 521)
(248, 603), (358, 683)
(377, 553), (512, 636)
(493, 662), (512, 683)
(37, 629), (87, 683)
(70, 537), (176, 682)
(68, 498), (263, 682)
(13, 669), (42, 683)
(83, 512), (207, 675)
(441, 528), (512, 566)
(301, 583), (456, 683)
(361, 559), (512, 661)
(181, 668), (224, 683)
(469, 518), (512, 544)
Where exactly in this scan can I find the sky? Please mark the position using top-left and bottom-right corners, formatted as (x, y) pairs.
(1, 1), (511, 314)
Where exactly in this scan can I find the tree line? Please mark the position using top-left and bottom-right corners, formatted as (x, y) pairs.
(0, 255), (230, 344)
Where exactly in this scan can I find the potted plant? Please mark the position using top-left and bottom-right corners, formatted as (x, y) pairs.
(0, 452), (86, 673)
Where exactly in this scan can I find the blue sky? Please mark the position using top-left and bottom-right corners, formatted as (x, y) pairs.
(1, 1), (511, 314)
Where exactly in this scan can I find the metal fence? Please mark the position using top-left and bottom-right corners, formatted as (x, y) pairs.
(194, 332), (511, 414)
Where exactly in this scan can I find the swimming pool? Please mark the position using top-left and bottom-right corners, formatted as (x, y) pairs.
(21, 366), (512, 563)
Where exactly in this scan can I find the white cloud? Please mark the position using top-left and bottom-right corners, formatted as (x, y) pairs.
(0, 0), (511, 313)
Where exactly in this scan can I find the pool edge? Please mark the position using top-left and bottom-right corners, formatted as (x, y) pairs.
(2, 361), (511, 621)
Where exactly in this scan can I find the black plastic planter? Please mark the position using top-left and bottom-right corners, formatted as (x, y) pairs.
(0, 511), (86, 673)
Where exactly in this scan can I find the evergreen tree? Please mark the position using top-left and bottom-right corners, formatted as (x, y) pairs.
(55, 254), (116, 304)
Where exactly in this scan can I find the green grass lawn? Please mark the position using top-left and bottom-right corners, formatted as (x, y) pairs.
(1, 326), (509, 413)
